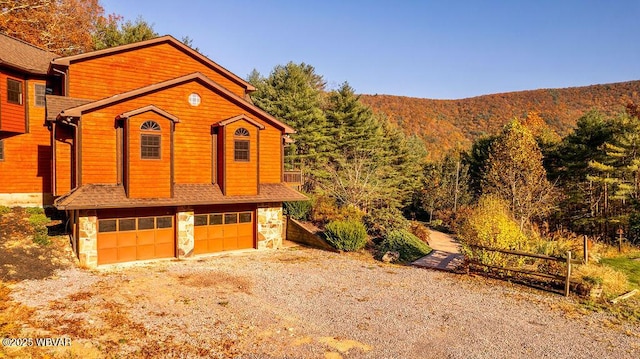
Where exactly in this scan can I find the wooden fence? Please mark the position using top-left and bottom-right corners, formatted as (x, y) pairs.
(465, 245), (583, 296)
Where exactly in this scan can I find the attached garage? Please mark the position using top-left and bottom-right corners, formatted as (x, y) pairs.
(193, 210), (254, 254)
(97, 214), (175, 265)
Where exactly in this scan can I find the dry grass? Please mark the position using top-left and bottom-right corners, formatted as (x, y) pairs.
(572, 263), (631, 297)
(176, 271), (252, 294)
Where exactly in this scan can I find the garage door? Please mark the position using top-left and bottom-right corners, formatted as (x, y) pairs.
(193, 211), (253, 254)
(97, 215), (175, 265)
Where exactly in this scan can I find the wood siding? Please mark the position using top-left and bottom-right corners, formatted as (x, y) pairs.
(127, 113), (172, 198)
(53, 124), (74, 195)
(0, 77), (51, 196)
(0, 71), (26, 133)
(67, 42), (246, 100)
(223, 120), (258, 196)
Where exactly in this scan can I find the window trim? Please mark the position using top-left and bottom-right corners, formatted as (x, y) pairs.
(140, 133), (161, 160)
(7, 78), (22, 105)
(34, 84), (46, 107)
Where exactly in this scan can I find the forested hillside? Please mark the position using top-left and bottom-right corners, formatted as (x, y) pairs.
(361, 81), (640, 159)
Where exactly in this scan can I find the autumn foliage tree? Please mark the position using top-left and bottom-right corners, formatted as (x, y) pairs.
(482, 119), (556, 229)
(0, 0), (107, 54)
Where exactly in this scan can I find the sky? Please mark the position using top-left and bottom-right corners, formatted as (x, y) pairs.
(100, 0), (640, 100)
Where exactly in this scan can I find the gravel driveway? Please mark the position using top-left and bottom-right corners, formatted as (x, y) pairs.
(9, 247), (640, 358)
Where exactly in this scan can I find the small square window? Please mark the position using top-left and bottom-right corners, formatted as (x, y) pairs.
(156, 216), (173, 228)
(138, 217), (155, 230)
(7, 79), (22, 105)
(209, 214), (223, 225)
(194, 215), (208, 226)
(239, 212), (252, 223)
(224, 213), (238, 224)
(118, 218), (136, 231)
(34, 84), (46, 107)
(141, 134), (160, 159)
(234, 140), (249, 161)
(98, 219), (117, 233)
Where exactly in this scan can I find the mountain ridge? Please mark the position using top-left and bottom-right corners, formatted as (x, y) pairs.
(360, 80), (640, 159)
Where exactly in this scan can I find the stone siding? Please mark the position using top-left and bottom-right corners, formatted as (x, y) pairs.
(78, 212), (98, 268)
(257, 205), (283, 249)
(0, 193), (53, 207)
(177, 210), (194, 257)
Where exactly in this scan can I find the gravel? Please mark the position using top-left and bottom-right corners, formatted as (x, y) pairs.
(10, 247), (640, 358)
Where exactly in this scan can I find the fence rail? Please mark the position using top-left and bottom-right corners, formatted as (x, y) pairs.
(466, 244), (581, 296)
(283, 170), (302, 184)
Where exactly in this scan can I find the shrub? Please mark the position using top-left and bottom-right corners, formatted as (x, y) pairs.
(363, 206), (409, 239)
(0, 206), (10, 216)
(459, 195), (528, 267)
(28, 213), (50, 246)
(409, 221), (430, 244)
(284, 200), (312, 220)
(572, 263), (630, 298)
(379, 229), (432, 263)
(324, 220), (368, 251)
(25, 207), (44, 215)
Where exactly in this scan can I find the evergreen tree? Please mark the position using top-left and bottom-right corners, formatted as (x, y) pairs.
(248, 63), (331, 181)
(93, 15), (158, 50)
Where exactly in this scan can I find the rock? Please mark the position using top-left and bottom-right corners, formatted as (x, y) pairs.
(381, 251), (400, 263)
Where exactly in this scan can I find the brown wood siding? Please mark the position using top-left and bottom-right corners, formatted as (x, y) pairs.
(67, 42), (246, 100)
(127, 113), (171, 198)
(258, 126), (282, 183)
(0, 77), (51, 196)
(224, 120), (258, 196)
(54, 124), (74, 195)
(80, 111), (118, 184)
(0, 72), (26, 133)
(75, 81), (284, 199)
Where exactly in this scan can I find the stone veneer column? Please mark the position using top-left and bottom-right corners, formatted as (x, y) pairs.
(257, 205), (284, 250)
(78, 211), (98, 268)
(177, 210), (194, 258)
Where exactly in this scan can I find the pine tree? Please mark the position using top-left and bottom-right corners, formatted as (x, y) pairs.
(248, 63), (331, 181)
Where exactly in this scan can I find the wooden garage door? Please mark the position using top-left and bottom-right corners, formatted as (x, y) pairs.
(97, 215), (174, 265)
(193, 211), (253, 254)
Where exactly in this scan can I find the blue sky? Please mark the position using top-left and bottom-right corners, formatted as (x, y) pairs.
(101, 0), (640, 99)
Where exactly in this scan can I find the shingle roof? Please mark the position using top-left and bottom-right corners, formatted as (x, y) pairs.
(54, 183), (308, 210)
(0, 33), (58, 75)
(46, 95), (92, 121)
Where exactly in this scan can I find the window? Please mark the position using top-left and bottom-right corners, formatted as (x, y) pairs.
(98, 219), (117, 233)
(138, 217), (155, 230)
(194, 215), (208, 226)
(234, 128), (249, 136)
(188, 93), (201, 106)
(141, 120), (161, 131)
(224, 213), (238, 224)
(140, 120), (161, 159)
(239, 212), (252, 223)
(118, 218), (136, 231)
(234, 140), (249, 161)
(7, 79), (22, 105)
(157, 216), (173, 228)
(34, 84), (46, 107)
(0, 140), (4, 161)
(209, 214), (223, 225)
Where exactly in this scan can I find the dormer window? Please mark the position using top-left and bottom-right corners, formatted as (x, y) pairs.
(234, 127), (250, 161)
(7, 79), (22, 105)
(140, 120), (161, 159)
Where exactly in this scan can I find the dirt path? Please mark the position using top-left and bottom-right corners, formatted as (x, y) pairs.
(4, 248), (639, 358)
(412, 229), (464, 271)
(426, 229), (461, 253)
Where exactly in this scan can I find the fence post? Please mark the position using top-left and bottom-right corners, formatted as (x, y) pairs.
(583, 235), (588, 264)
(565, 251), (572, 297)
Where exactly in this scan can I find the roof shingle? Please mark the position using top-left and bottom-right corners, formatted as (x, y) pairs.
(46, 95), (92, 121)
(0, 33), (58, 74)
(54, 183), (307, 210)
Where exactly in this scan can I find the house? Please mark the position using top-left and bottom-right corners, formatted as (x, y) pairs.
(0, 33), (306, 267)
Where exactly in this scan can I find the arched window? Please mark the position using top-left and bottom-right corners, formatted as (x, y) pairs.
(140, 120), (161, 159)
(234, 127), (250, 161)
(234, 127), (249, 137)
(141, 120), (161, 131)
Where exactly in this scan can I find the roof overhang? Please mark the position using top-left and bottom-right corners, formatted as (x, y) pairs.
(213, 114), (265, 130)
(116, 105), (180, 123)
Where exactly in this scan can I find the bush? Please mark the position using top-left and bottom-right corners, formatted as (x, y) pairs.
(284, 200), (312, 220)
(459, 195), (528, 267)
(28, 213), (50, 246)
(324, 220), (368, 251)
(363, 207), (409, 239)
(572, 263), (630, 298)
(409, 221), (430, 244)
(379, 229), (432, 263)
(0, 206), (10, 216)
(25, 207), (44, 215)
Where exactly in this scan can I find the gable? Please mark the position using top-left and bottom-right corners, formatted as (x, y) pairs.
(52, 35), (254, 99)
